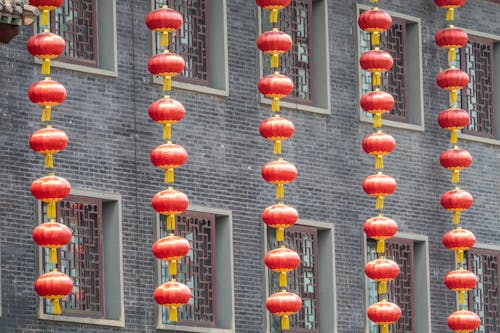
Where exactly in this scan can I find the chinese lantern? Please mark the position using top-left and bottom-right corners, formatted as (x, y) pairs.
(360, 90), (395, 128)
(358, 9), (392, 46)
(29, 126), (68, 169)
(28, 78), (67, 122)
(152, 188), (189, 230)
(362, 131), (396, 169)
(362, 173), (397, 210)
(438, 108), (470, 143)
(434, 0), (467, 21)
(440, 148), (472, 183)
(29, 0), (64, 26)
(440, 188), (473, 224)
(365, 258), (400, 294)
(152, 235), (190, 276)
(27, 32), (66, 75)
(436, 68), (469, 106)
(367, 300), (402, 333)
(363, 215), (398, 253)
(148, 52), (185, 91)
(32, 222), (71, 264)
(148, 97), (185, 140)
(445, 269), (478, 304)
(258, 73), (294, 112)
(442, 227), (476, 263)
(359, 49), (394, 87)
(259, 116), (295, 155)
(262, 159), (298, 199)
(257, 30), (293, 68)
(265, 247), (300, 287)
(262, 204), (298, 241)
(448, 310), (481, 333)
(145, 6), (183, 48)
(266, 291), (302, 331)
(256, 0), (291, 23)
(34, 270), (73, 315)
(435, 27), (468, 62)
(30, 174), (71, 219)
(150, 143), (188, 183)
(154, 280), (192, 323)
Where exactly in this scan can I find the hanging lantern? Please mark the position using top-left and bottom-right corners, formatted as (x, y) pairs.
(30, 174), (71, 219)
(152, 235), (190, 276)
(442, 227), (476, 264)
(359, 49), (394, 87)
(150, 143), (188, 183)
(145, 7), (183, 48)
(152, 188), (189, 231)
(28, 78), (67, 122)
(29, 0), (64, 26)
(266, 291), (302, 331)
(256, 0), (291, 23)
(262, 159), (298, 200)
(365, 258), (400, 294)
(362, 131), (396, 169)
(360, 90), (395, 128)
(29, 126), (68, 169)
(440, 148), (472, 183)
(436, 68), (469, 106)
(148, 52), (185, 91)
(154, 280), (192, 323)
(265, 247), (300, 288)
(445, 269), (478, 305)
(262, 204), (298, 242)
(367, 300), (402, 333)
(435, 27), (468, 63)
(34, 270), (73, 315)
(448, 310), (481, 333)
(434, 0), (467, 21)
(32, 222), (71, 264)
(258, 73), (294, 112)
(362, 173), (397, 210)
(364, 215), (398, 253)
(440, 188), (473, 224)
(438, 108), (470, 143)
(148, 97), (186, 140)
(257, 30), (293, 68)
(27, 32), (66, 75)
(358, 9), (392, 46)
(259, 116), (295, 155)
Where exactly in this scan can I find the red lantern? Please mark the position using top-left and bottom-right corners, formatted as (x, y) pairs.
(448, 310), (480, 333)
(152, 235), (190, 276)
(364, 215), (398, 253)
(152, 188), (189, 230)
(262, 159), (297, 199)
(266, 291), (302, 331)
(150, 143), (188, 183)
(435, 27), (468, 63)
(154, 281), (191, 323)
(145, 7), (183, 48)
(359, 50), (394, 87)
(441, 188), (473, 224)
(259, 116), (295, 155)
(360, 91), (395, 128)
(434, 0), (467, 21)
(358, 9), (392, 46)
(265, 247), (300, 288)
(445, 269), (478, 305)
(365, 259), (400, 294)
(258, 73), (294, 112)
(436, 68), (469, 107)
(256, 0), (291, 23)
(30, 174), (71, 219)
(34, 270), (73, 315)
(362, 131), (396, 169)
(362, 173), (397, 210)
(257, 30), (293, 68)
(148, 97), (185, 139)
(27, 32), (65, 75)
(29, 126), (68, 169)
(29, 0), (64, 26)
(440, 148), (472, 183)
(438, 108), (470, 143)
(367, 301), (402, 333)
(32, 222), (71, 264)
(262, 204), (298, 241)
(442, 227), (476, 264)
(28, 78), (67, 122)
(148, 52), (185, 91)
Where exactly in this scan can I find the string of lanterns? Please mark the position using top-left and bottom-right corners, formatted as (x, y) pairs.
(358, 1), (401, 332)
(27, 0), (74, 315)
(434, 1), (481, 332)
(256, 0), (302, 331)
(146, 3), (191, 323)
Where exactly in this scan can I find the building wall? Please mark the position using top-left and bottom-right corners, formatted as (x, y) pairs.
(0, 0), (499, 332)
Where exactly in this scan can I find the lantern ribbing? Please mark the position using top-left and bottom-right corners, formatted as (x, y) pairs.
(146, 2), (191, 323)
(434, 2), (480, 332)
(359, 2), (401, 332)
(257, 1), (301, 330)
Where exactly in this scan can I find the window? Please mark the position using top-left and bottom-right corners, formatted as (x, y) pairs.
(357, 5), (424, 131)
(37, 191), (124, 327)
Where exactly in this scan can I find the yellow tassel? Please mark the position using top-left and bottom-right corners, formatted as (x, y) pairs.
(42, 106), (52, 122)
(45, 153), (54, 169)
(270, 9), (278, 23)
(165, 169), (174, 183)
(272, 98), (280, 112)
(49, 248), (57, 264)
(168, 260), (177, 276)
(271, 54), (279, 68)
(160, 32), (169, 48)
(452, 170), (460, 183)
(458, 291), (466, 305)
(276, 228), (285, 242)
(163, 124), (172, 140)
(446, 8), (455, 21)
(450, 90), (457, 106)
(169, 306), (178, 322)
(371, 32), (380, 46)
(279, 272), (287, 288)
(42, 59), (51, 75)
(47, 202), (56, 219)
(456, 250), (464, 264)
(281, 315), (290, 330)
(380, 324), (389, 333)
(166, 214), (176, 231)
(452, 211), (461, 225)
(273, 141), (282, 155)
(372, 72), (381, 87)
(276, 184), (284, 199)
(448, 48), (456, 64)
(375, 155), (383, 169)
(163, 76), (172, 91)
(51, 298), (62, 315)
(370, 0), (378, 3)
(378, 281), (387, 295)
(375, 196), (384, 210)
(373, 113), (382, 128)
(40, 10), (49, 27)
(450, 130), (459, 144)
(376, 240), (385, 254)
